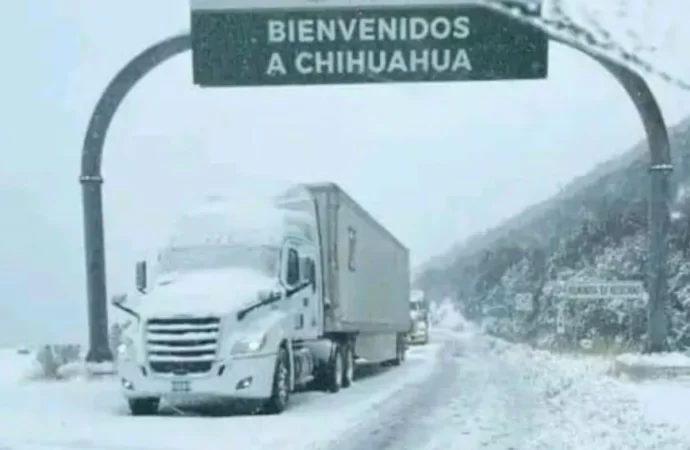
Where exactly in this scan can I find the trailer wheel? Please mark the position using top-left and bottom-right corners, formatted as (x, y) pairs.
(264, 347), (290, 414)
(342, 343), (355, 388)
(325, 344), (343, 393)
(128, 397), (159, 416)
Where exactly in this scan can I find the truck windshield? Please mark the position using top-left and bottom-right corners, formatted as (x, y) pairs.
(157, 243), (279, 278)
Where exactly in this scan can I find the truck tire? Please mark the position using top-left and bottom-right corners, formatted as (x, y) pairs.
(342, 343), (355, 388)
(128, 398), (160, 416)
(264, 347), (290, 414)
(325, 344), (343, 393)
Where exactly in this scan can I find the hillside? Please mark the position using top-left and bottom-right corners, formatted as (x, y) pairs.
(416, 116), (690, 351)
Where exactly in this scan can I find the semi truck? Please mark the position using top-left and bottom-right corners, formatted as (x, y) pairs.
(407, 289), (430, 345)
(114, 182), (410, 415)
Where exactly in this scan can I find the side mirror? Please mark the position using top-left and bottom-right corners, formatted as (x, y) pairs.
(111, 293), (127, 307)
(110, 293), (140, 322)
(135, 260), (147, 294)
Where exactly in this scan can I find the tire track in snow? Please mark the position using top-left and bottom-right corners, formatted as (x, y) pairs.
(421, 337), (546, 450)
(317, 332), (547, 450)
(315, 337), (466, 450)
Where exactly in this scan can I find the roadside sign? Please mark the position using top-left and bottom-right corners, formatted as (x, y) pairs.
(547, 281), (646, 301)
(515, 293), (533, 312)
(190, 0), (548, 87)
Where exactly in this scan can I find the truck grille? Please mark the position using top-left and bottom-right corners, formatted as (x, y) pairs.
(145, 316), (220, 375)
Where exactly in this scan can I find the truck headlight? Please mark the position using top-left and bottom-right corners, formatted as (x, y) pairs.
(418, 321), (427, 330)
(230, 334), (267, 355)
(117, 337), (136, 361)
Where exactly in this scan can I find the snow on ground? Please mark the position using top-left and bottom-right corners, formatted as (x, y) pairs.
(4, 320), (690, 450)
(0, 343), (441, 450)
(491, 344), (688, 449)
(0, 348), (42, 383)
(430, 298), (471, 332)
(319, 324), (690, 450)
(617, 351), (690, 368)
(634, 379), (690, 440)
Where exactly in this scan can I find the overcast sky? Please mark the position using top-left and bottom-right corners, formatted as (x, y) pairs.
(1, 0), (690, 346)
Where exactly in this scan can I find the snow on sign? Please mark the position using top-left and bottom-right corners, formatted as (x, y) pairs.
(189, 0), (548, 87)
(549, 281), (646, 301)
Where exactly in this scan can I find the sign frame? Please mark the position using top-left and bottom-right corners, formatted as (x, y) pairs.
(547, 281), (647, 302)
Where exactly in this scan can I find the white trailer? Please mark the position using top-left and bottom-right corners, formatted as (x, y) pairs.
(114, 182), (410, 415)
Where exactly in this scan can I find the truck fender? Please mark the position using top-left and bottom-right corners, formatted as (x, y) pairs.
(247, 310), (296, 390)
(266, 332), (296, 392)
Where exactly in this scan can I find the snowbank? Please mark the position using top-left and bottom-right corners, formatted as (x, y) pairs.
(617, 352), (690, 368)
(0, 346), (95, 384)
(431, 299), (470, 332)
(488, 338), (689, 448)
(0, 348), (43, 383)
(613, 352), (690, 380)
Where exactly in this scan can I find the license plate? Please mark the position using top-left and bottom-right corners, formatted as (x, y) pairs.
(171, 379), (191, 393)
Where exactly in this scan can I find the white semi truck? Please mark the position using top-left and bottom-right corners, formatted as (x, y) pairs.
(407, 289), (430, 345)
(114, 183), (410, 415)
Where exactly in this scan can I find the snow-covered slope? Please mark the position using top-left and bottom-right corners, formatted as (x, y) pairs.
(416, 116), (690, 350)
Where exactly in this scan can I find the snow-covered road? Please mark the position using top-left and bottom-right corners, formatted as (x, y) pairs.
(318, 327), (690, 450)
(3, 325), (690, 450)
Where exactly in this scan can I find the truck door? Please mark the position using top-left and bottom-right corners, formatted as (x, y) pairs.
(284, 242), (320, 340)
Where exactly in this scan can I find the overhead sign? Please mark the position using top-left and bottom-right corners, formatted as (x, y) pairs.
(190, 1), (548, 87)
(547, 281), (646, 301)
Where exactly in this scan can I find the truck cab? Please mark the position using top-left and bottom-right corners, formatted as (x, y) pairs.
(116, 192), (328, 415)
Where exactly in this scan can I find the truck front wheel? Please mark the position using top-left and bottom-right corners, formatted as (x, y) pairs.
(128, 397), (160, 416)
(264, 347), (290, 414)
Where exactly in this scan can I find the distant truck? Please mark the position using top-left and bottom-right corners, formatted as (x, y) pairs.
(114, 183), (410, 415)
(407, 289), (430, 345)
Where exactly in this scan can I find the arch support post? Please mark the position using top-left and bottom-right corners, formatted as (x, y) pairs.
(80, 34), (191, 363)
(607, 66), (674, 353)
(546, 35), (673, 353)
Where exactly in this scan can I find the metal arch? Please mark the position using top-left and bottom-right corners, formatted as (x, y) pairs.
(544, 33), (672, 353)
(79, 33), (191, 363)
(80, 22), (672, 362)
(591, 55), (671, 354)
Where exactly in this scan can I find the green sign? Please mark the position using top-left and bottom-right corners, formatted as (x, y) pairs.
(191, 5), (548, 87)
